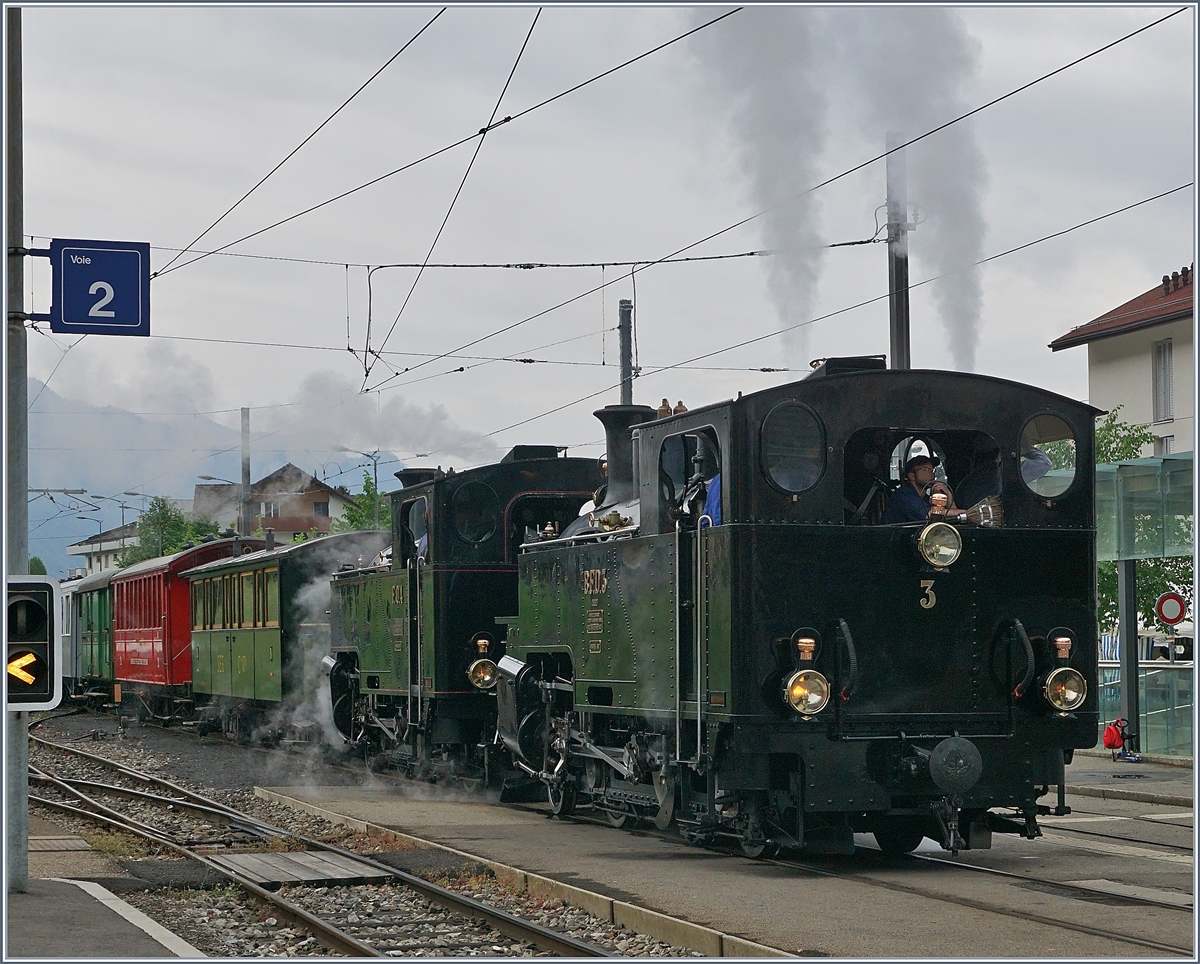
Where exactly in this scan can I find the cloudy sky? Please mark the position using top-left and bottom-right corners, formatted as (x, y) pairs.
(16, 4), (1196, 573)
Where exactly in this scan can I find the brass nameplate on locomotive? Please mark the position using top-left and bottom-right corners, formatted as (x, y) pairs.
(586, 609), (604, 634)
(582, 569), (609, 595)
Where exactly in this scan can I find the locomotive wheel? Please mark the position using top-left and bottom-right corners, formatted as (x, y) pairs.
(548, 783), (577, 816)
(739, 835), (779, 859)
(605, 808), (629, 828)
(873, 822), (926, 855)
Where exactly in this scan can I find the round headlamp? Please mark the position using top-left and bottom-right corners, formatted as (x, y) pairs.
(467, 658), (499, 690)
(917, 522), (962, 568)
(783, 669), (830, 716)
(1043, 667), (1086, 711)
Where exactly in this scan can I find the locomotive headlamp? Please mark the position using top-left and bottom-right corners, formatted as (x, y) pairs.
(917, 522), (962, 569)
(1043, 667), (1086, 711)
(784, 669), (830, 716)
(467, 658), (500, 690)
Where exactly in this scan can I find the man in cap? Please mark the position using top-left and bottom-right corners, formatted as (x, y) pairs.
(881, 454), (944, 524)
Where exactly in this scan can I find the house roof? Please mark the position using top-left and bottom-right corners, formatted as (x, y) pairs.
(1050, 265), (1193, 351)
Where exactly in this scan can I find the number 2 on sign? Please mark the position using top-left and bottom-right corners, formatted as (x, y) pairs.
(88, 281), (116, 317)
(920, 579), (936, 609)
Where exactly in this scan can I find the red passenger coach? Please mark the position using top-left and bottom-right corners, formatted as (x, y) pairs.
(112, 537), (264, 721)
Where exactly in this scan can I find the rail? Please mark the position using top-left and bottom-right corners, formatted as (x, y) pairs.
(31, 737), (617, 958)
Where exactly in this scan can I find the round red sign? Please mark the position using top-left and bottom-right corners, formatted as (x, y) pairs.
(1155, 592), (1188, 626)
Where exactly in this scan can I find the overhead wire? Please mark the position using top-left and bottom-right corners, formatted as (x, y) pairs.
(363, 4), (1189, 395)
(154, 9), (447, 277)
(364, 8), (543, 384)
(149, 7), (742, 281)
(468, 182), (1194, 443)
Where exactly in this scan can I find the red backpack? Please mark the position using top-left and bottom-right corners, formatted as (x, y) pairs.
(1103, 719), (1125, 750)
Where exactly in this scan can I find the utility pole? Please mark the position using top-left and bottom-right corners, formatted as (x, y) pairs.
(240, 407), (251, 537)
(886, 131), (912, 371)
(6, 5), (29, 894)
(618, 298), (633, 405)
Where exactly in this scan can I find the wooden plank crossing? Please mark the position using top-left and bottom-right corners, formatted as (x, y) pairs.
(206, 850), (394, 888)
(29, 835), (91, 852)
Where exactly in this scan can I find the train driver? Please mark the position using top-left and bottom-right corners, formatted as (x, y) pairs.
(881, 454), (948, 524)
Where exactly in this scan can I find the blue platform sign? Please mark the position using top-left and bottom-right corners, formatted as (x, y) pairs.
(47, 238), (150, 336)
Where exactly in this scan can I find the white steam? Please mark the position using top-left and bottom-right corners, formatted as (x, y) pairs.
(694, 7), (988, 370)
(697, 9), (828, 364)
(257, 370), (501, 469)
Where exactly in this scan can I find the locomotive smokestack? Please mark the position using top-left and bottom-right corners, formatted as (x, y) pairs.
(594, 405), (655, 505)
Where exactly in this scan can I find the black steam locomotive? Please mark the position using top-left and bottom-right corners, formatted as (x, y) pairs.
(334, 358), (1100, 856)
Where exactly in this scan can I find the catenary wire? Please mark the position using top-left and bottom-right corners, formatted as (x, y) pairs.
(150, 8), (742, 280)
(364, 9), (542, 383)
(154, 9), (446, 277)
(363, 5), (1188, 395)
(467, 182), (1194, 443)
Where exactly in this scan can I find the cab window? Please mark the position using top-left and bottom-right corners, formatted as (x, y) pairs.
(658, 429), (721, 532)
(398, 497), (429, 564)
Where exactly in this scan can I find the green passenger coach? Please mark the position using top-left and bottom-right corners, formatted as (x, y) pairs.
(187, 530), (388, 741)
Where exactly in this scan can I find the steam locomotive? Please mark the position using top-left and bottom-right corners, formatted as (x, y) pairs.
(331, 357), (1099, 857)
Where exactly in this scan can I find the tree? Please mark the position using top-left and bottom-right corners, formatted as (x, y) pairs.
(116, 497), (220, 566)
(27, 556), (47, 575)
(330, 472), (384, 533)
(1092, 406), (1193, 635)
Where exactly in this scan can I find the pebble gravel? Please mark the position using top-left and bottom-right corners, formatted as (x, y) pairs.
(29, 712), (705, 957)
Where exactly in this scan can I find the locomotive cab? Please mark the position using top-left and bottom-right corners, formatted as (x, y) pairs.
(501, 362), (1100, 856)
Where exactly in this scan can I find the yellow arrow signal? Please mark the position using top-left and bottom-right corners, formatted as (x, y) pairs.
(8, 652), (38, 685)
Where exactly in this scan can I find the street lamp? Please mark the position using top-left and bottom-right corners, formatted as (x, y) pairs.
(77, 515), (104, 573)
(95, 495), (143, 551)
(198, 474), (250, 536)
(336, 447), (382, 530)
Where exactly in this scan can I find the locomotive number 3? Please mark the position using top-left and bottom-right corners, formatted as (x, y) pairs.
(582, 569), (609, 595)
(919, 579), (936, 609)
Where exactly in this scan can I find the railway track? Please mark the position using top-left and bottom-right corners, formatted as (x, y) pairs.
(32, 716), (1194, 956)
(30, 736), (616, 958)
(765, 850), (1192, 956)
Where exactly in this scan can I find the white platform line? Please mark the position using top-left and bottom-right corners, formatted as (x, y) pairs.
(52, 879), (205, 958)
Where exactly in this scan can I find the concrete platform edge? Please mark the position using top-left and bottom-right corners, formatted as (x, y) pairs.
(1062, 784), (1194, 807)
(1073, 747), (1193, 768)
(53, 878), (205, 958)
(254, 787), (793, 957)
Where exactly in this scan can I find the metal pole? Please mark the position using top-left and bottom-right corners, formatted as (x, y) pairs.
(240, 407), (251, 536)
(6, 6), (29, 894)
(618, 298), (633, 405)
(373, 455), (379, 531)
(1117, 559), (1140, 751)
(886, 132), (911, 371)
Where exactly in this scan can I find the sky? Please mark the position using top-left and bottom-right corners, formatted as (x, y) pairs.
(13, 4), (1197, 576)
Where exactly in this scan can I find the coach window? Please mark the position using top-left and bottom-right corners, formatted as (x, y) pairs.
(1020, 414), (1075, 499)
(264, 568), (280, 627)
(241, 572), (254, 627)
(192, 585), (202, 631)
(658, 429), (721, 532)
(761, 402), (825, 493)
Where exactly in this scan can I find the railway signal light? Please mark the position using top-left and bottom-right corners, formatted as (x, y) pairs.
(6, 575), (62, 711)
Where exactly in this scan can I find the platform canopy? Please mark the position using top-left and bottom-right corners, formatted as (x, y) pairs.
(1096, 453), (1193, 561)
